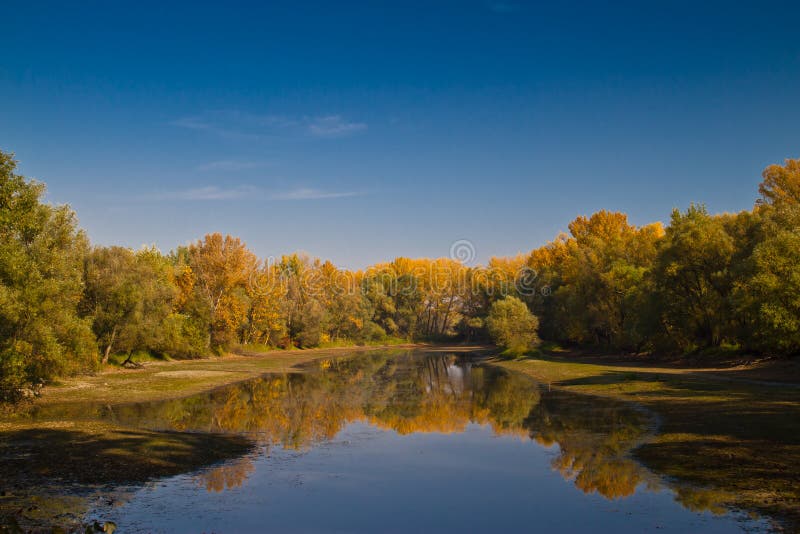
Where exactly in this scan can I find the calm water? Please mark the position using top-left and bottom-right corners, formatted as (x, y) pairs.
(28, 351), (771, 532)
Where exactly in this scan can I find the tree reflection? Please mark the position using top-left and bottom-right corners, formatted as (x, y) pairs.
(525, 391), (653, 499)
(195, 456), (256, 493)
(67, 351), (664, 503)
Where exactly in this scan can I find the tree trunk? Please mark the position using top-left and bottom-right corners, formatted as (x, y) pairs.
(121, 350), (143, 369)
(102, 327), (117, 364)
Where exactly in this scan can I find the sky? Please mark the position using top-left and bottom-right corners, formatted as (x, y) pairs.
(2, 1), (799, 268)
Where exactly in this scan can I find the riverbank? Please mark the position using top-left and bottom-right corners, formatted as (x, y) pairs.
(0, 343), (490, 530)
(3, 344), (799, 531)
(525, 346), (800, 384)
(21, 343), (483, 408)
(15, 342), (799, 410)
(497, 352), (800, 531)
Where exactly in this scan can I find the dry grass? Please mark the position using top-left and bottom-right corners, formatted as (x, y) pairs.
(30, 343), (429, 407)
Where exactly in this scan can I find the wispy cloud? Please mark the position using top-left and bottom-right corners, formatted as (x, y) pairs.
(151, 184), (361, 202)
(271, 188), (361, 200)
(170, 110), (367, 140)
(196, 160), (264, 172)
(308, 115), (368, 138)
(169, 115), (263, 140)
(157, 185), (259, 201)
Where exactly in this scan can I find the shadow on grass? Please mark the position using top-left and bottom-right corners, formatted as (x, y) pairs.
(0, 426), (253, 485)
(636, 436), (800, 530)
(548, 368), (800, 530)
(0, 425), (254, 530)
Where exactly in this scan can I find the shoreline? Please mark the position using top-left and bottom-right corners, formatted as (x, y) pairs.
(1, 344), (798, 530)
(14, 343), (494, 409)
(497, 354), (800, 530)
(12, 342), (797, 412)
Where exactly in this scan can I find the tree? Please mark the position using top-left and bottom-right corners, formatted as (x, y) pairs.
(651, 205), (735, 349)
(486, 296), (539, 355)
(527, 211), (662, 350)
(243, 261), (288, 346)
(757, 158), (800, 210)
(82, 246), (178, 362)
(363, 259), (424, 339)
(186, 233), (258, 350)
(734, 159), (800, 354)
(0, 150), (96, 398)
(735, 229), (800, 353)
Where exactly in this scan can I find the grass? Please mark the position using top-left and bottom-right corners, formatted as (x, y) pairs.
(0, 420), (253, 485)
(18, 342), (424, 408)
(498, 353), (800, 531)
(232, 336), (411, 353)
(316, 336), (410, 349)
(105, 349), (172, 366)
(0, 419), (253, 531)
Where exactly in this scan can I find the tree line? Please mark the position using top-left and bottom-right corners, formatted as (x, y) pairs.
(524, 159), (800, 355)
(1, 149), (798, 398)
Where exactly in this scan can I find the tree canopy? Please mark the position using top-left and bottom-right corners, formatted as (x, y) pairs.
(1, 148), (799, 398)
(486, 296), (540, 355)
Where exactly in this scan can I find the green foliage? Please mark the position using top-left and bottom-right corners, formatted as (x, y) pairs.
(2, 147), (800, 399)
(486, 296), (540, 355)
(650, 205), (736, 349)
(733, 160), (800, 353)
(82, 246), (184, 360)
(295, 299), (325, 348)
(0, 151), (96, 399)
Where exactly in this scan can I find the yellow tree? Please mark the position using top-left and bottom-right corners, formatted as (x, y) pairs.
(187, 233), (258, 349)
(245, 261), (288, 346)
(540, 211), (663, 348)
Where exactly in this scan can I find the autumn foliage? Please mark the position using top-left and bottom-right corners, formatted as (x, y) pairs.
(2, 149), (800, 398)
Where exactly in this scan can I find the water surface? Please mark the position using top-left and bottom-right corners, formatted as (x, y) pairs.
(20, 350), (773, 532)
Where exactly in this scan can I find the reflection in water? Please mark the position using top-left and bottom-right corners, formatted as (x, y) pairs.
(196, 456), (256, 493)
(22, 350), (763, 530)
(527, 391), (655, 499)
(31, 351), (654, 502)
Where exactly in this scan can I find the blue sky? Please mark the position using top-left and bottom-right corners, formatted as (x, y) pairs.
(2, 1), (799, 268)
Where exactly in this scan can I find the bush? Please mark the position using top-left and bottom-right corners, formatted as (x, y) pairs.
(486, 296), (540, 356)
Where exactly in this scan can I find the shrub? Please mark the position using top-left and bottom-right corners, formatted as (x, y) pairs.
(486, 296), (540, 356)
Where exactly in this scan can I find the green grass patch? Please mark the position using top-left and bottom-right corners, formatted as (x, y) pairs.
(106, 350), (172, 366)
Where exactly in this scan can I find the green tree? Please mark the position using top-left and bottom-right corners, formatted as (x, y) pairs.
(651, 205), (735, 349)
(734, 159), (800, 353)
(486, 296), (539, 355)
(0, 150), (96, 399)
(735, 229), (800, 353)
(82, 246), (180, 362)
(362, 263), (423, 339)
